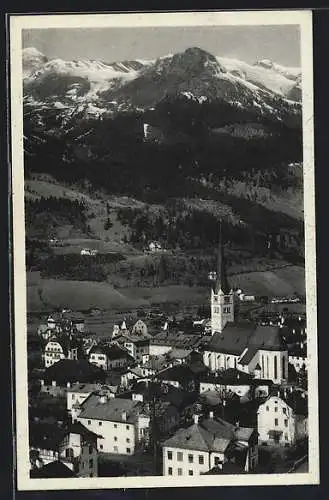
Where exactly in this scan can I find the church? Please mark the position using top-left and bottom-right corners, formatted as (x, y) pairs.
(203, 224), (288, 385)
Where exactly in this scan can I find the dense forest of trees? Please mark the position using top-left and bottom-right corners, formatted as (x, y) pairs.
(24, 97), (302, 204)
(25, 196), (88, 229)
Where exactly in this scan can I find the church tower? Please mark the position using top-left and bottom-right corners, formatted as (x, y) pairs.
(211, 222), (235, 334)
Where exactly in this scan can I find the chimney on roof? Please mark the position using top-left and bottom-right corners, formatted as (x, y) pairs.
(52, 380), (56, 387)
(67, 382), (71, 388)
(122, 410), (127, 422)
(40, 379), (44, 386)
(209, 411), (214, 419)
(109, 391), (115, 399)
(100, 394), (107, 404)
(235, 421), (240, 429)
(193, 414), (199, 425)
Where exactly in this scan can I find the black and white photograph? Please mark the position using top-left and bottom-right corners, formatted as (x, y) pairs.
(10, 10), (319, 489)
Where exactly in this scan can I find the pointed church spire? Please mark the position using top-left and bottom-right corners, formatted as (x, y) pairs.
(214, 220), (230, 294)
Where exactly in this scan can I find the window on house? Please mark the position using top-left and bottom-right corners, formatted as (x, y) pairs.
(90, 473), (93, 477)
(126, 438), (130, 443)
(275, 418), (278, 426)
(178, 468), (182, 476)
(188, 470), (193, 476)
(177, 452), (183, 461)
(126, 425), (130, 430)
(114, 437), (118, 441)
(168, 467), (173, 475)
(199, 455), (204, 465)
(100, 444), (103, 450)
(188, 454), (193, 463)
(89, 459), (93, 468)
(275, 407), (278, 412)
(114, 424), (117, 428)
(283, 408), (287, 414)
(285, 433), (288, 440)
(88, 420), (91, 425)
(89, 445), (93, 454)
(114, 446), (118, 452)
(214, 457), (221, 466)
(284, 419), (288, 427)
(167, 451), (172, 460)
(72, 394), (75, 400)
(99, 422), (102, 426)
(126, 448), (131, 453)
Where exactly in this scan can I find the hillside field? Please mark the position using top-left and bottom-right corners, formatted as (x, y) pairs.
(27, 264), (305, 313)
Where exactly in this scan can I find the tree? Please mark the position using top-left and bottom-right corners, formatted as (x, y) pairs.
(104, 217), (113, 230)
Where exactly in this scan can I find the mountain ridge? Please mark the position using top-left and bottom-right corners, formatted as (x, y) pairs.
(23, 46), (301, 120)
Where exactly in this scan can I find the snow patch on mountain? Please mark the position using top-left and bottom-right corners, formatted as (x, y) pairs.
(216, 56), (301, 98)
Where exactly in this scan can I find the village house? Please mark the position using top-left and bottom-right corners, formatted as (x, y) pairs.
(29, 421), (99, 477)
(43, 336), (79, 368)
(199, 368), (273, 401)
(162, 412), (258, 476)
(288, 342), (307, 373)
(88, 344), (134, 371)
(113, 325), (151, 363)
(80, 248), (98, 256)
(166, 348), (191, 365)
(149, 332), (203, 357)
(120, 365), (153, 389)
(131, 319), (149, 336)
(40, 359), (106, 397)
(146, 240), (162, 253)
(38, 313), (85, 341)
(117, 382), (180, 439)
(155, 365), (198, 392)
(67, 382), (116, 418)
(30, 460), (77, 478)
(257, 390), (308, 447)
(75, 391), (150, 454)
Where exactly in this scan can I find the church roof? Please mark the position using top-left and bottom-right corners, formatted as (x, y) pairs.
(207, 323), (286, 358)
(207, 322), (255, 355)
(249, 325), (284, 351)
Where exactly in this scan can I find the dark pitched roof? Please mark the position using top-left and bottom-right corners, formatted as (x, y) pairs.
(30, 461), (76, 478)
(207, 323), (286, 358)
(207, 322), (255, 355)
(78, 394), (141, 423)
(89, 344), (133, 361)
(163, 416), (253, 452)
(69, 421), (100, 440)
(43, 359), (106, 385)
(151, 332), (202, 350)
(200, 368), (253, 386)
(249, 325), (285, 351)
(156, 365), (195, 382)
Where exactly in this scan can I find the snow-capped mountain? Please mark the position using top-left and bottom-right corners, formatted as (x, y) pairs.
(23, 46), (301, 124)
(216, 56), (301, 99)
(23, 47), (48, 78)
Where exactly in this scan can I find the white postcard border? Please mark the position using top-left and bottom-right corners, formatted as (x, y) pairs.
(10, 9), (319, 490)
